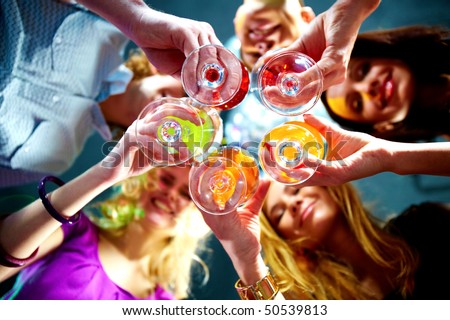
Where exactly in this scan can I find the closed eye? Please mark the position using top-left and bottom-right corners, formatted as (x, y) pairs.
(284, 186), (300, 196)
(269, 203), (286, 227)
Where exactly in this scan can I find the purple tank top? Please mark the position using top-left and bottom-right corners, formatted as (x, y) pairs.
(2, 214), (174, 300)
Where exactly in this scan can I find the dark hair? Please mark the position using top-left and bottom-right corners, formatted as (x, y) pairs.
(351, 25), (450, 78)
(321, 25), (450, 142)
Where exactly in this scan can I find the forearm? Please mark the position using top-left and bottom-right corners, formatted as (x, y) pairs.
(230, 252), (267, 286)
(387, 141), (450, 176)
(0, 163), (118, 258)
(76, 0), (152, 42)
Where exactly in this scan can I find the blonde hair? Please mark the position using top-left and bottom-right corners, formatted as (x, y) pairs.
(260, 183), (418, 299)
(86, 169), (209, 299)
(125, 49), (158, 81)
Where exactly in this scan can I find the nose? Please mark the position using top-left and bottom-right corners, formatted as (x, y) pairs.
(164, 190), (180, 212)
(288, 200), (302, 216)
(256, 40), (275, 55)
(357, 79), (380, 100)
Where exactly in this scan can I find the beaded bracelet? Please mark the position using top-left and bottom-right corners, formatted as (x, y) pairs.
(38, 176), (81, 225)
(0, 244), (39, 268)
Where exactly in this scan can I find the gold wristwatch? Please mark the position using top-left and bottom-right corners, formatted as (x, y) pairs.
(235, 269), (279, 300)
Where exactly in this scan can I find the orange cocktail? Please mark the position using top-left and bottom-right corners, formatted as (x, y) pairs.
(259, 121), (325, 185)
(189, 146), (259, 215)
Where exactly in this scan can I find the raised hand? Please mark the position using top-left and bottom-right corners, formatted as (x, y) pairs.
(199, 180), (271, 283)
(295, 114), (394, 186)
(287, 0), (381, 89)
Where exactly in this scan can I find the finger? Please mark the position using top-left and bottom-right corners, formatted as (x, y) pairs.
(303, 113), (341, 135)
(182, 30), (200, 58)
(150, 106), (203, 126)
(287, 35), (306, 54)
(293, 162), (348, 187)
(322, 69), (346, 89)
(202, 21), (222, 46)
(198, 31), (210, 48)
(208, 32), (223, 46)
(242, 179), (271, 215)
(316, 56), (346, 90)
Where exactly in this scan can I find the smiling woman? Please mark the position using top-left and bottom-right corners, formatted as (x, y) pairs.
(259, 181), (450, 299)
(325, 58), (415, 125)
(0, 119), (210, 300)
(321, 25), (450, 142)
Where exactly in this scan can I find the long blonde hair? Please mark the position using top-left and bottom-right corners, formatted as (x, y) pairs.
(85, 169), (209, 299)
(260, 183), (418, 299)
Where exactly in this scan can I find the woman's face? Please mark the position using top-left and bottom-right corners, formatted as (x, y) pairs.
(234, 3), (312, 69)
(103, 74), (186, 128)
(140, 166), (192, 230)
(326, 57), (415, 126)
(264, 183), (341, 250)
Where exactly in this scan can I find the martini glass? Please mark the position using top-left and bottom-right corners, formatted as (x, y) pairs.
(252, 49), (323, 116)
(258, 120), (326, 185)
(135, 97), (221, 166)
(181, 44), (250, 111)
(189, 146), (259, 215)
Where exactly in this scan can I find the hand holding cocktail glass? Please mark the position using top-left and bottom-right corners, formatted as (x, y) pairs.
(135, 97), (221, 167)
(181, 44), (250, 110)
(136, 44), (325, 215)
(252, 49), (327, 185)
(189, 146), (259, 215)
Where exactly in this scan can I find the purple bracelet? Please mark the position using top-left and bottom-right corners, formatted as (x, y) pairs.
(38, 176), (81, 225)
(0, 245), (39, 268)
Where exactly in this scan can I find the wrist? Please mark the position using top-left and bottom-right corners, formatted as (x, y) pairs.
(384, 140), (415, 175)
(235, 268), (279, 300)
(232, 254), (268, 286)
(91, 162), (123, 188)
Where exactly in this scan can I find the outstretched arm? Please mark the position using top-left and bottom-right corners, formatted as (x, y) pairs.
(200, 180), (285, 299)
(77, 0), (222, 78)
(298, 114), (450, 186)
(0, 120), (154, 281)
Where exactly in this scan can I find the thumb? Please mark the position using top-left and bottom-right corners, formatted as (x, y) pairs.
(303, 114), (339, 136)
(242, 179), (271, 215)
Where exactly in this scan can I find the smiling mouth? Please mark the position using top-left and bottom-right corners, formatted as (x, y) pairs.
(380, 73), (394, 108)
(300, 201), (315, 226)
(152, 199), (174, 214)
